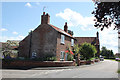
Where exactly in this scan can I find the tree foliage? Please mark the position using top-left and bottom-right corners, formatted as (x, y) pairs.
(2, 40), (19, 59)
(73, 44), (80, 55)
(100, 46), (115, 59)
(68, 30), (74, 36)
(79, 43), (97, 61)
(92, 2), (120, 30)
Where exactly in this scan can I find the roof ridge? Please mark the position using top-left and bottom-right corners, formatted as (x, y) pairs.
(49, 24), (73, 38)
(75, 37), (96, 38)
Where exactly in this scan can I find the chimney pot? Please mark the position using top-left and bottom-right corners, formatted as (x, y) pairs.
(64, 22), (68, 32)
(43, 12), (45, 15)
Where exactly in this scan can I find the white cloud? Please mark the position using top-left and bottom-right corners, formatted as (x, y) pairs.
(99, 24), (118, 54)
(36, 2), (40, 5)
(0, 35), (25, 42)
(29, 28), (34, 31)
(0, 28), (7, 31)
(56, 8), (95, 30)
(12, 31), (18, 35)
(25, 3), (32, 8)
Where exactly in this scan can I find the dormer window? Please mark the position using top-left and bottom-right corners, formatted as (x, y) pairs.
(61, 34), (65, 44)
(71, 39), (74, 46)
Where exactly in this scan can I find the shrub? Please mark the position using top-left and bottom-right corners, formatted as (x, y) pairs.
(46, 56), (57, 61)
(80, 43), (97, 61)
(67, 54), (74, 61)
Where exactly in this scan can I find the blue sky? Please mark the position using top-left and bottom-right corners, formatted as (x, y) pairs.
(1, 2), (118, 53)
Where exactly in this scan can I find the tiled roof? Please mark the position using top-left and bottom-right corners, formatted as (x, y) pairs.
(49, 24), (74, 38)
(75, 37), (97, 45)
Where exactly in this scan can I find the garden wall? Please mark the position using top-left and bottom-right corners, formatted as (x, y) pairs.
(2, 60), (75, 69)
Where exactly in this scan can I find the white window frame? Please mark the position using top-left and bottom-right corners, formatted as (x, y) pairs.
(71, 39), (74, 46)
(60, 51), (64, 61)
(32, 51), (37, 58)
(61, 34), (65, 44)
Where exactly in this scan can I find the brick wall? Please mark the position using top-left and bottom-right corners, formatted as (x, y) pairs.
(2, 60), (75, 69)
(56, 32), (74, 61)
(19, 24), (57, 60)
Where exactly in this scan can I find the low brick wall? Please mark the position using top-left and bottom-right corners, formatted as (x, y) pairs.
(80, 59), (99, 65)
(2, 60), (75, 69)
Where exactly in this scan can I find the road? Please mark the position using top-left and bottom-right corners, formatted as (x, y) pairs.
(2, 60), (119, 78)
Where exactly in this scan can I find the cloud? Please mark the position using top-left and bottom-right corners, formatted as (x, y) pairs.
(29, 28), (34, 31)
(0, 35), (25, 42)
(36, 2), (40, 5)
(0, 28), (7, 31)
(56, 8), (95, 31)
(12, 31), (18, 35)
(25, 3), (32, 8)
(99, 24), (118, 54)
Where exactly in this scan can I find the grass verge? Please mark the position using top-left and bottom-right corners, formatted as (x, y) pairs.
(104, 59), (115, 61)
(117, 69), (120, 73)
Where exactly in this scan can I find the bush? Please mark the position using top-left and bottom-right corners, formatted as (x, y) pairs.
(46, 56), (57, 61)
(67, 54), (74, 61)
(80, 43), (97, 61)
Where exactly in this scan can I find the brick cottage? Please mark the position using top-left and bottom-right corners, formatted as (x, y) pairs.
(19, 12), (100, 61)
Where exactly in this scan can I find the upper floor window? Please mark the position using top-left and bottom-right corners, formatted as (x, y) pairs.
(61, 34), (65, 44)
(71, 39), (74, 46)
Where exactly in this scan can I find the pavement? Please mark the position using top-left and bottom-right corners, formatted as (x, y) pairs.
(2, 60), (119, 78)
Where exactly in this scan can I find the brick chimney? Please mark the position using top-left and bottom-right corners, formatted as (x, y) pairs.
(41, 12), (50, 24)
(64, 22), (68, 32)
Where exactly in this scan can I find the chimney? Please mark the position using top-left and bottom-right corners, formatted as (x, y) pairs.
(97, 31), (99, 39)
(64, 22), (68, 32)
(41, 12), (50, 24)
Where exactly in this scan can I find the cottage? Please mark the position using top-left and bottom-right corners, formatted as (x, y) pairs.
(19, 12), (76, 61)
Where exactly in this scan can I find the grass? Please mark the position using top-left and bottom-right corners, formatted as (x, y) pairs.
(117, 69), (120, 73)
(104, 59), (115, 61)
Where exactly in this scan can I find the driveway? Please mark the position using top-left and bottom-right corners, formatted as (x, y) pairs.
(2, 60), (118, 78)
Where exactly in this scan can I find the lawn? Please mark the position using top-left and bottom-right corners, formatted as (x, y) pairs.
(104, 59), (115, 61)
(117, 69), (120, 73)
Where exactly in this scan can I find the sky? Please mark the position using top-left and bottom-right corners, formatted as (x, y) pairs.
(1, 2), (118, 54)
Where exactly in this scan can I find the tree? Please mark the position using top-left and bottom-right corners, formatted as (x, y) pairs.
(79, 43), (97, 61)
(73, 44), (80, 65)
(92, 2), (120, 30)
(73, 44), (80, 55)
(2, 42), (12, 59)
(2, 40), (19, 59)
(68, 30), (74, 36)
(100, 46), (115, 59)
(100, 46), (107, 56)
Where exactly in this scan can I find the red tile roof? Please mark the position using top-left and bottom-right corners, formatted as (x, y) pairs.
(49, 24), (74, 38)
(75, 37), (97, 45)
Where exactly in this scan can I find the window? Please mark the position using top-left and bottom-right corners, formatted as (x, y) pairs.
(32, 51), (37, 58)
(60, 51), (64, 60)
(71, 39), (74, 46)
(65, 53), (67, 61)
(61, 34), (65, 44)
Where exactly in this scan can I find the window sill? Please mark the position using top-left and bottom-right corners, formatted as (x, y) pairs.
(60, 59), (64, 61)
(61, 42), (65, 45)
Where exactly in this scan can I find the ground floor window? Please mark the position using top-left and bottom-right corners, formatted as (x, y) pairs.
(32, 51), (37, 58)
(65, 53), (67, 61)
(60, 51), (64, 61)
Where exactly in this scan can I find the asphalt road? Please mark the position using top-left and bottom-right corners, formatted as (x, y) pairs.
(2, 60), (119, 78)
